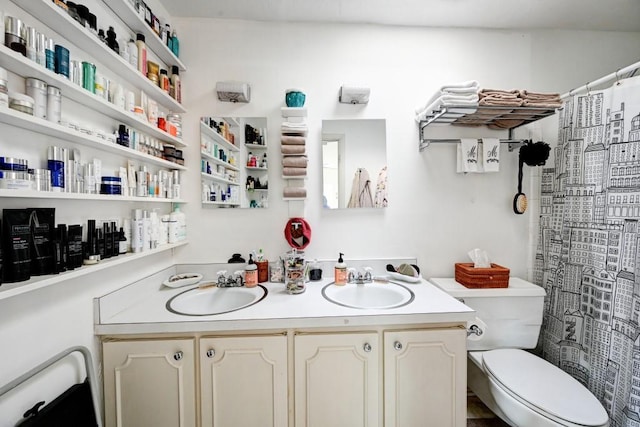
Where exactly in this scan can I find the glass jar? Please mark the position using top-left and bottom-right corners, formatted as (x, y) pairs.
(285, 249), (306, 294)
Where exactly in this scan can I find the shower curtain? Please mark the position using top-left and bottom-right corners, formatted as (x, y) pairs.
(534, 76), (640, 427)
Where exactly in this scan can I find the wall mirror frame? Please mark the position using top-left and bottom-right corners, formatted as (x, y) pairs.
(200, 117), (269, 208)
(321, 119), (388, 209)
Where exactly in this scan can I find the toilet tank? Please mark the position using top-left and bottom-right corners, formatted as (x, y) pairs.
(429, 277), (546, 351)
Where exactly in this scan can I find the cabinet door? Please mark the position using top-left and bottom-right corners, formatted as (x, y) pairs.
(384, 328), (467, 427)
(294, 332), (380, 427)
(200, 335), (288, 427)
(103, 339), (196, 427)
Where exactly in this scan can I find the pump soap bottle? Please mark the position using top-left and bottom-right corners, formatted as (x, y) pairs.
(334, 253), (347, 286)
(245, 254), (258, 288)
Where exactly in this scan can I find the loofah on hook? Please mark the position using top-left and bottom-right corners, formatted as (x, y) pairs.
(519, 140), (551, 166)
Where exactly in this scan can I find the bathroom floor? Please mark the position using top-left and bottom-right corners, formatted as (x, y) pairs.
(467, 394), (510, 426)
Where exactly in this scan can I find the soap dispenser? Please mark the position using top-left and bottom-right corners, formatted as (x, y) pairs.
(334, 253), (347, 286)
(245, 253), (258, 288)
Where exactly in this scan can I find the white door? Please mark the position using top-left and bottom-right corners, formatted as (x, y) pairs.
(294, 332), (380, 427)
(200, 335), (288, 427)
(103, 339), (196, 427)
(384, 328), (467, 427)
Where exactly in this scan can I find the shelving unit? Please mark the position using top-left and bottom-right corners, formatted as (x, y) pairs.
(200, 122), (240, 152)
(101, 0), (187, 71)
(0, 45), (186, 146)
(10, 0), (186, 113)
(0, 241), (188, 301)
(201, 151), (240, 172)
(281, 107), (308, 215)
(201, 172), (239, 187)
(202, 200), (240, 207)
(418, 105), (558, 151)
(0, 189), (185, 203)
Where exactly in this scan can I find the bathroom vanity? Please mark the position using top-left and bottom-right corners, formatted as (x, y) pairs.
(95, 266), (474, 427)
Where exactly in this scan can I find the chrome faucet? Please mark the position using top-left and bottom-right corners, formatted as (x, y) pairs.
(348, 267), (373, 284)
(216, 270), (245, 287)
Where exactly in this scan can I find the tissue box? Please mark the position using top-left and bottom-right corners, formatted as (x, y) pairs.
(454, 263), (510, 288)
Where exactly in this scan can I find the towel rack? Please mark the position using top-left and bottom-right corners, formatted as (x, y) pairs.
(0, 345), (103, 427)
(418, 104), (558, 152)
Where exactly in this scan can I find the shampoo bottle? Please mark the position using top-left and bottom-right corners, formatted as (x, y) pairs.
(244, 253), (258, 288)
(334, 253), (347, 285)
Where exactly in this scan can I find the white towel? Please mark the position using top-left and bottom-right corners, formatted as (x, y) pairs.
(482, 138), (500, 172)
(415, 80), (479, 114)
(457, 138), (479, 173)
(415, 93), (479, 122)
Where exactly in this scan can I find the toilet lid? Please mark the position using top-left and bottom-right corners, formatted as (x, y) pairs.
(482, 349), (609, 426)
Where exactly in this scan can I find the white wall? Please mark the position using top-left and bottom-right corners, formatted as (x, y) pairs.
(0, 6), (639, 425)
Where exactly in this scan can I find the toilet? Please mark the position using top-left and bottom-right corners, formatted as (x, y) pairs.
(430, 277), (610, 427)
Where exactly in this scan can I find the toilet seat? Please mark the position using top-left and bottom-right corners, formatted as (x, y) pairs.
(482, 349), (609, 427)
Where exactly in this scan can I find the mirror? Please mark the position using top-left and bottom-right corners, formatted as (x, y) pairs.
(200, 117), (268, 208)
(321, 119), (387, 209)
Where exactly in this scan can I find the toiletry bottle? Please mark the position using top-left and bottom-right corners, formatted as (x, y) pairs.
(170, 29), (179, 57)
(135, 33), (147, 76)
(170, 65), (181, 103)
(334, 253), (347, 285)
(106, 26), (119, 54)
(245, 254), (258, 288)
(117, 227), (127, 254)
(127, 38), (138, 69)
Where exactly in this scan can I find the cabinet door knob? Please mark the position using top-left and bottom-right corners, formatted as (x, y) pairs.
(173, 351), (183, 361)
(394, 341), (403, 351)
(363, 343), (372, 353)
(206, 349), (215, 358)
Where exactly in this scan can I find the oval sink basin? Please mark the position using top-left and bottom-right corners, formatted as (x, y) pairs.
(322, 282), (414, 309)
(166, 284), (268, 316)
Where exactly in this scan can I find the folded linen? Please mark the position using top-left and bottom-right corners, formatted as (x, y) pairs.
(521, 100), (562, 109)
(281, 145), (306, 155)
(281, 135), (306, 145)
(283, 167), (307, 176)
(414, 81), (479, 114)
(479, 88), (519, 96)
(518, 90), (561, 100)
(282, 156), (308, 167)
(487, 119), (525, 130)
(478, 97), (524, 107)
(415, 93), (479, 122)
(283, 187), (307, 198)
(282, 121), (308, 129)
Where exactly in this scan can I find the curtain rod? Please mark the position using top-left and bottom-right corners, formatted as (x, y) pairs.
(560, 60), (640, 99)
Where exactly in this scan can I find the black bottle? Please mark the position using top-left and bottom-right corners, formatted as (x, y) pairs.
(117, 124), (130, 147)
(117, 227), (127, 255)
(54, 224), (68, 274)
(110, 222), (118, 257)
(97, 228), (105, 260)
(106, 26), (119, 54)
(103, 223), (113, 259)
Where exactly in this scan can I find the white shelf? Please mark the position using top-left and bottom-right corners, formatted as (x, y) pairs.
(201, 172), (239, 186)
(223, 117), (241, 127)
(0, 45), (186, 147)
(200, 122), (239, 152)
(281, 107), (308, 117)
(0, 241), (188, 301)
(0, 189), (185, 203)
(247, 188), (268, 192)
(10, 0), (186, 113)
(0, 106), (186, 170)
(200, 151), (240, 172)
(245, 143), (267, 149)
(246, 166), (268, 171)
(202, 201), (240, 207)
(101, 0), (186, 71)
(283, 197), (306, 201)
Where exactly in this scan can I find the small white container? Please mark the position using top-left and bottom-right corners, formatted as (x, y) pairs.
(46, 85), (61, 124)
(25, 77), (47, 119)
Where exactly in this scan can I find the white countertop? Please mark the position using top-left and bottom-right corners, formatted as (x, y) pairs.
(94, 266), (475, 335)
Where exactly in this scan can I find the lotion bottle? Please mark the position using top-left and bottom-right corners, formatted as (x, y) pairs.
(334, 253), (347, 285)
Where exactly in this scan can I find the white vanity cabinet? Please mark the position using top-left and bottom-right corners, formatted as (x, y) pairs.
(199, 335), (288, 427)
(294, 332), (380, 427)
(383, 328), (467, 427)
(102, 338), (197, 427)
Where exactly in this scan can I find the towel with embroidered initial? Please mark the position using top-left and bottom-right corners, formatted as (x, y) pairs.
(457, 138), (479, 173)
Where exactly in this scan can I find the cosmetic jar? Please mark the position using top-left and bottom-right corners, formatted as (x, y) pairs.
(0, 66), (8, 108)
(47, 146), (65, 191)
(167, 113), (182, 138)
(25, 78), (48, 120)
(82, 61), (96, 93)
(54, 44), (70, 78)
(32, 168), (52, 191)
(0, 170), (33, 190)
(9, 92), (35, 115)
(5, 16), (26, 56)
(46, 86), (62, 124)
(285, 88), (306, 107)
(100, 176), (122, 195)
(45, 38), (55, 71)
(0, 156), (28, 171)
(163, 144), (176, 158)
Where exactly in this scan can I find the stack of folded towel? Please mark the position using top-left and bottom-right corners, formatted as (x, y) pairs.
(414, 80), (480, 123)
(281, 107), (308, 198)
(518, 90), (562, 109)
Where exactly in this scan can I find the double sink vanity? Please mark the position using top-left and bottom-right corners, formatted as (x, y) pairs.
(95, 261), (474, 427)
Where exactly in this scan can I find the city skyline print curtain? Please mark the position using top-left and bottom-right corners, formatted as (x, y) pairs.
(534, 76), (640, 426)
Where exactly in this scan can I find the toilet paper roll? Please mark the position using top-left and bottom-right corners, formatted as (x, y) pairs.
(467, 317), (487, 341)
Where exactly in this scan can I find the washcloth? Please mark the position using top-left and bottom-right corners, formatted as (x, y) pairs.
(347, 168), (374, 208)
(283, 167), (307, 177)
(482, 138), (500, 172)
(281, 145), (306, 155)
(283, 187), (307, 198)
(282, 156), (308, 168)
(281, 135), (306, 145)
(457, 138), (479, 173)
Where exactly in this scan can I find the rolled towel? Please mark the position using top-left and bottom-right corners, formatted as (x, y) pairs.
(281, 145), (306, 155)
(283, 167), (307, 176)
(283, 156), (308, 167)
(281, 135), (306, 145)
(282, 121), (308, 129)
(283, 187), (307, 198)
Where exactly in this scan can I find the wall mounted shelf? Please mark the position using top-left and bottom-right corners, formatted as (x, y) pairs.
(201, 151), (240, 172)
(0, 189), (185, 203)
(0, 45), (186, 147)
(101, 0), (187, 71)
(201, 172), (239, 186)
(246, 143), (267, 149)
(418, 105), (558, 151)
(11, 0), (186, 113)
(202, 201), (240, 207)
(0, 241), (188, 301)
(200, 122), (240, 152)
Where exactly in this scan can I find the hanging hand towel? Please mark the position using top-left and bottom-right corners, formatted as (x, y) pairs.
(482, 138), (500, 172)
(457, 138), (479, 173)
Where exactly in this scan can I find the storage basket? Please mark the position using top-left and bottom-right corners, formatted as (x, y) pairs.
(454, 263), (510, 288)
